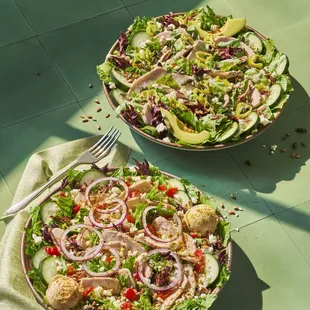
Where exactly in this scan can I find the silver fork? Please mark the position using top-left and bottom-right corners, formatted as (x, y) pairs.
(3, 127), (121, 218)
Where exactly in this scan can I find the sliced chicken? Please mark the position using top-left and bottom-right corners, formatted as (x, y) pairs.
(118, 268), (136, 288)
(250, 87), (262, 108)
(172, 73), (194, 86)
(51, 228), (64, 247)
(102, 231), (146, 255)
(152, 216), (178, 237)
(126, 196), (148, 211)
(135, 233), (183, 250)
(157, 49), (173, 65)
(128, 67), (167, 95)
(240, 42), (255, 58)
(170, 46), (192, 60)
(179, 255), (199, 264)
(182, 233), (197, 254)
(238, 80), (253, 102)
(106, 241), (128, 257)
(187, 40), (207, 61)
(206, 70), (243, 79)
(142, 102), (153, 125)
(214, 36), (235, 44)
(80, 277), (121, 295)
(76, 229), (90, 249)
(156, 31), (173, 42)
(129, 180), (153, 193)
(183, 265), (196, 298)
(160, 276), (188, 310)
(223, 94), (230, 108)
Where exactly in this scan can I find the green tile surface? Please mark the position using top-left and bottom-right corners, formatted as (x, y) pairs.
(39, 9), (133, 101)
(0, 38), (75, 128)
(1, 0), (310, 308)
(0, 0), (34, 48)
(14, 0), (124, 34)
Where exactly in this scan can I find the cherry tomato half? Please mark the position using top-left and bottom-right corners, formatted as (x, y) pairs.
(166, 187), (178, 197)
(124, 288), (138, 301)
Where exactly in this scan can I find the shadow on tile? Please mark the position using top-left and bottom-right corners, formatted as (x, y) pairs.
(212, 242), (268, 310)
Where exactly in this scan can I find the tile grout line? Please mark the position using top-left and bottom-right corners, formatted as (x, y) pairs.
(0, 170), (14, 196)
(274, 215), (310, 266)
(227, 150), (274, 215)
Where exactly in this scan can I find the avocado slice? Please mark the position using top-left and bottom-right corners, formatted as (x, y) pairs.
(220, 18), (246, 37)
(161, 109), (210, 145)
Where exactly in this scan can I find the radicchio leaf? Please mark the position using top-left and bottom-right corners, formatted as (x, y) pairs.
(118, 31), (128, 55)
(109, 55), (131, 69)
(160, 12), (180, 28)
(133, 159), (150, 175)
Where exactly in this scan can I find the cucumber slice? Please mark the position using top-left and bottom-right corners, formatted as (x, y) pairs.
(217, 122), (239, 142)
(239, 112), (259, 133)
(275, 54), (288, 75)
(110, 89), (131, 106)
(131, 32), (149, 48)
(40, 201), (59, 224)
(266, 84), (282, 107)
(80, 169), (105, 186)
(244, 32), (263, 53)
(204, 254), (220, 286)
(39, 256), (61, 285)
(167, 179), (185, 191)
(32, 247), (49, 269)
(110, 68), (132, 92)
(175, 190), (192, 209)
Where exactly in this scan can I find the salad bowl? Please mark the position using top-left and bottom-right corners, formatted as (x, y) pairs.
(21, 161), (232, 310)
(98, 7), (293, 151)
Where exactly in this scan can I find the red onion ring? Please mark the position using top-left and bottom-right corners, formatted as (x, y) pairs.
(118, 268), (136, 288)
(142, 206), (182, 243)
(83, 246), (121, 277)
(88, 198), (128, 229)
(138, 249), (183, 291)
(85, 177), (129, 206)
(60, 224), (103, 262)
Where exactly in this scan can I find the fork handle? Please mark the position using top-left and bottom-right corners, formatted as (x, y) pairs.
(4, 161), (78, 216)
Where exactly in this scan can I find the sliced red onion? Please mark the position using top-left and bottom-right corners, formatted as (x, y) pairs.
(138, 249), (183, 291)
(83, 246), (121, 277)
(88, 198), (128, 229)
(142, 206), (182, 243)
(118, 268), (136, 288)
(60, 224), (103, 262)
(85, 177), (129, 205)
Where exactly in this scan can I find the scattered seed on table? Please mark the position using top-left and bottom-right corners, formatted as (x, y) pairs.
(80, 116), (85, 119)
(82, 119), (89, 123)
(92, 119), (97, 122)
(33, 71), (41, 76)
(88, 84), (93, 88)
(280, 148), (286, 153)
(97, 108), (102, 113)
(301, 142), (306, 147)
(296, 128), (307, 134)
(286, 133), (290, 137)
(292, 142), (298, 149)
(88, 116), (93, 119)
(296, 154), (301, 159)
(291, 152), (297, 158)
(201, 184), (206, 187)
(224, 215), (227, 219)
(228, 211), (236, 215)
(236, 214), (239, 217)
(95, 99), (100, 104)
(245, 160), (251, 166)
(263, 145), (266, 148)
(235, 228), (240, 232)
(220, 202), (225, 209)
(97, 125), (101, 130)
(234, 207), (243, 211)
(230, 194), (237, 200)
(106, 114), (111, 119)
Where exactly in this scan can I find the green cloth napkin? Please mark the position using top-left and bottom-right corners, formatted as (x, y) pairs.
(0, 136), (130, 310)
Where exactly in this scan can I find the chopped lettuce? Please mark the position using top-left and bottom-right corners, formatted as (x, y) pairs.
(181, 178), (200, 204)
(54, 195), (73, 217)
(128, 16), (152, 43)
(133, 203), (148, 229)
(197, 6), (230, 30)
(71, 206), (89, 224)
(133, 288), (153, 310)
(141, 125), (158, 137)
(174, 294), (217, 310)
(212, 264), (231, 288)
(89, 297), (118, 309)
(27, 268), (47, 298)
(217, 59), (241, 72)
(156, 74), (180, 89)
(96, 62), (114, 84)
(261, 39), (275, 64)
(122, 256), (136, 272)
(216, 220), (231, 247)
(173, 109), (204, 132)
(209, 78), (232, 94)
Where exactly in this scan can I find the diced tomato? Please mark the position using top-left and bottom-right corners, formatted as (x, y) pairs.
(106, 256), (113, 263)
(147, 224), (156, 235)
(194, 249), (204, 261)
(124, 288), (138, 301)
(83, 286), (94, 300)
(125, 181), (132, 187)
(158, 184), (167, 191)
(45, 246), (61, 256)
(194, 262), (204, 273)
(129, 190), (141, 198)
(157, 290), (174, 300)
(67, 265), (75, 276)
(191, 233), (199, 238)
(133, 272), (141, 282)
(73, 204), (81, 214)
(166, 187), (178, 197)
(121, 301), (132, 310)
(126, 214), (135, 224)
(59, 192), (66, 197)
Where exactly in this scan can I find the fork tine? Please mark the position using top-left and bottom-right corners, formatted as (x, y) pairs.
(91, 127), (118, 156)
(92, 129), (120, 157)
(95, 131), (121, 159)
(88, 127), (114, 152)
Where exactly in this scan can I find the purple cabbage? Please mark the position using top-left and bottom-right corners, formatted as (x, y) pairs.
(218, 47), (244, 60)
(109, 55), (131, 69)
(118, 31), (128, 55)
(160, 12), (180, 27)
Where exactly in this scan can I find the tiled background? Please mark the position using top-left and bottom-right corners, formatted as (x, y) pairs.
(0, 0), (310, 309)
